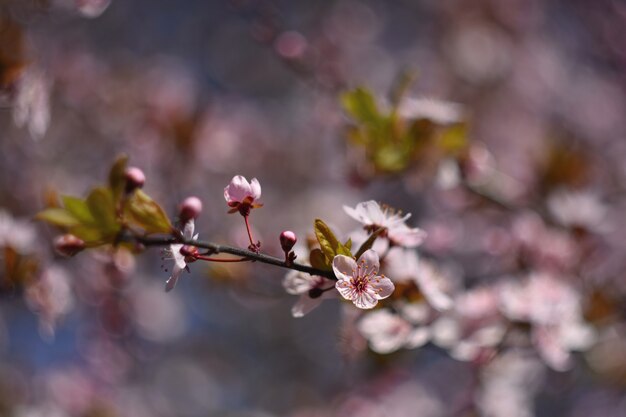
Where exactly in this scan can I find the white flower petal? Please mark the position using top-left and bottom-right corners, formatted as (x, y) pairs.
(372, 276), (395, 300)
(170, 244), (186, 269)
(291, 294), (323, 318)
(165, 265), (184, 292)
(353, 289), (378, 309)
(282, 271), (315, 295)
(336, 279), (355, 301)
(358, 249), (380, 274)
(332, 255), (357, 281)
(182, 219), (195, 240)
(406, 327), (431, 349)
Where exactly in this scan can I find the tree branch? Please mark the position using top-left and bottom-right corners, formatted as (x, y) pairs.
(131, 234), (337, 280)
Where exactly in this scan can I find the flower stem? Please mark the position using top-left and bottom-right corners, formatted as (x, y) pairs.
(243, 215), (258, 251)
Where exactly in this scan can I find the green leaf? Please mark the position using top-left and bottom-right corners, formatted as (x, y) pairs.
(124, 189), (172, 234)
(61, 195), (95, 224)
(314, 219), (352, 261)
(354, 228), (384, 259)
(344, 238), (352, 250)
(86, 187), (119, 235)
(71, 225), (106, 243)
(36, 208), (80, 227)
(108, 154), (129, 202)
(438, 123), (468, 154)
(309, 248), (331, 271)
(341, 88), (381, 125)
(389, 69), (418, 108)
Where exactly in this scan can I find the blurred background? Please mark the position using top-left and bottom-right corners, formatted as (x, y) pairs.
(1, 0), (626, 416)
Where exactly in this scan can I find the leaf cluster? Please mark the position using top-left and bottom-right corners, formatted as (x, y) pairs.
(340, 81), (468, 178)
(36, 156), (172, 248)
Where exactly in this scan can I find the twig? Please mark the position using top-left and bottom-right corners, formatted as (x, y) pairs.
(132, 234), (337, 280)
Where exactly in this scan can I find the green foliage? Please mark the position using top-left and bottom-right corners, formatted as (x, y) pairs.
(124, 189), (172, 234)
(340, 78), (469, 180)
(109, 154), (130, 202)
(313, 219), (353, 265)
(309, 248), (331, 271)
(36, 156), (172, 248)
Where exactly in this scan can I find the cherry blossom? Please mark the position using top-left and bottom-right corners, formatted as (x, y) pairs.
(162, 220), (198, 292)
(498, 272), (596, 370)
(357, 307), (430, 354)
(333, 249), (395, 309)
(282, 271), (335, 317)
(223, 175), (263, 215)
(547, 189), (607, 231)
(343, 200), (426, 247)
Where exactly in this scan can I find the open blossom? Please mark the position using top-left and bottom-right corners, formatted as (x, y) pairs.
(162, 220), (198, 292)
(282, 271), (335, 317)
(358, 305), (430, 354)
(223, 175), (263, 215)
(333, 249), (395, 309)
(343, 201), (426, 248)
(431, 286), (506, 363)
(499, 272), (595, 370)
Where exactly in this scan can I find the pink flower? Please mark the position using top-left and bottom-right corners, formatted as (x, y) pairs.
(223, 175), (263, 215)
(282, 271), (335, 317)
(333, 249), (395, 309)
(358, 308), (430, 354)
(343, 201), (426, 248)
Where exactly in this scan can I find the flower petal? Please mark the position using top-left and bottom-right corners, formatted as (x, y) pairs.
(388, 224), (427, 248)
(372, 276), (394, 300)
(165, 265), (183, 292)
(170, 244), (186, 269)
(224, 175), (251, 203)
(182, 219), (195, 240)
(282, 271), (315, 295)
(358, 249), (380, 274)
(249, 178), (262, 200)
(335, 279), (355, 301)
(291, 294), (323, 318)
(332, 255), (356, 282)
(353, 289), (378, 309)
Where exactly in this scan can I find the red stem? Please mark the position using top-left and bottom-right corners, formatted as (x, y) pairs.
(244, 215), (256, 247)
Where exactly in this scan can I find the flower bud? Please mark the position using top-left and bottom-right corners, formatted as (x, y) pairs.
(53, 234), (85, 257)
(279, 230), (297, 253)
(179, 196), (203, 223)
(124, 167), (146, 193)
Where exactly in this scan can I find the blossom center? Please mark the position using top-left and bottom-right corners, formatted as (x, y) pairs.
(350, 261), (375, 293)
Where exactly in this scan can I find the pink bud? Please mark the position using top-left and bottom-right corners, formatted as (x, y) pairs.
(53, 234), (85, 257)
(124, 167), (146, 192)
(179, 196), (203, 223)
(279, 230), (297, 253)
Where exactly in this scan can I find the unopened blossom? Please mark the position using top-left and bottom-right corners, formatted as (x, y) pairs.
(358, 307), (430, 354)
(333, 249), (394, 309)
(343, 200), (426, 248)
(162, 219), (198, 292)
(282, 270), (335, 317)
(223, 175), (263, 215)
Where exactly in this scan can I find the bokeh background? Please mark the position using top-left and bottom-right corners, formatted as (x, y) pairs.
(1, 0), (626, 416)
